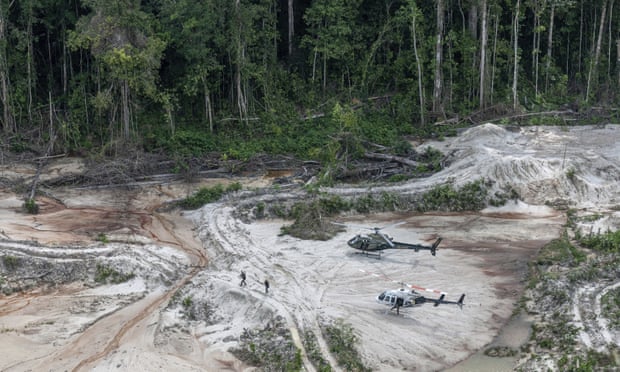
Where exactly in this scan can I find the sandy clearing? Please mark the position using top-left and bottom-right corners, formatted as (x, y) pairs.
(1, 124), (619, 371)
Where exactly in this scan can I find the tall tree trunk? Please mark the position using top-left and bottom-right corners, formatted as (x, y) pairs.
(544, 3), (555, 93)
(490, 13), (499, 105)
(410, 2), (425, 125)
(578, 2), (584, 77)
(0, 0), (14, 133)
(469, 0), (480, 104)
(586, 0), (608, 101)
(323, 51), (327, 92)
(288, 0), (294, 56)
(512, 0), (521, 110)
(121, 80), (131, 140)
(433, 0), (445, 114)
(234, 0), (248, 122)
(532, 0), (542, 97)
(617, 39), (620, 86)
(468, 3), (478, 39)
(203, 79), (213, 133)
(26, 0), (34, 126)
(607, 0), (614, 80)
(479, 0), (488, 109)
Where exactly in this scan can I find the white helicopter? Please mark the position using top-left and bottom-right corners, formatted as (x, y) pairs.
(377, 287), (465, 315)
(360, 269), (465, 314)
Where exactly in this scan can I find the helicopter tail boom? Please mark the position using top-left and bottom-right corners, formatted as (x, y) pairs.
(390, 237), (442, 256)
(431, 293), (466, 308)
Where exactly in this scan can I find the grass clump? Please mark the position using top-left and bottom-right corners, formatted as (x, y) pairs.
(2, 255), (20, 271)
(23, 198), (39, 214)
(280, 197), (349, 240)
(179, 182), (242, 209)
(302, 330), (332, 372)
(417, 180), (488, 212)
(232, 317), (302, 371)
(323, 319), (371, 372)
(601, 287), (620, 329)
(94, 263), (135, 284)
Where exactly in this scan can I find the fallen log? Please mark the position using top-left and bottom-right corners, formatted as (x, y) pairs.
(363, 152), (420, 168)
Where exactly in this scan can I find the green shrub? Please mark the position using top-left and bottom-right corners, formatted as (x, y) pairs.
(2, 255), (20, 271)
(23, 198), (39, 214)
(96, 233), (109, 243)
(323, 319), (371, 372)
(179, 184), (233, 209)
(95, 264), (135, 284)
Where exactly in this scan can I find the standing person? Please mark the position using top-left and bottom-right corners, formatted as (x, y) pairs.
(239, 271), (247, 287)
(391, 297), (404, 315)
(264, 279), (270, 294)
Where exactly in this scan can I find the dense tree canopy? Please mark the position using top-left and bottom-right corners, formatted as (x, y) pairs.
(0, 0), (618, 156)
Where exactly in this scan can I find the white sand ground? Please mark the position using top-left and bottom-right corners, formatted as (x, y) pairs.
(0, 123), (619, 371)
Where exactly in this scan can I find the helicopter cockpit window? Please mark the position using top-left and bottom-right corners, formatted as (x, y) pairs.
(378, 292), (386, 301)
(390, 296), (395, 304)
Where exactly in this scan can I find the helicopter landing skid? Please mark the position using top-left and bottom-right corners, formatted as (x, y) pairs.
(355, 251), (383, 259)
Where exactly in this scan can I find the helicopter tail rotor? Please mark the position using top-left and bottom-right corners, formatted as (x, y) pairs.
(430, 237), (442, 256)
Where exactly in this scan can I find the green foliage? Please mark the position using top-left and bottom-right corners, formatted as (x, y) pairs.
(323, 319), (371, 372)
(417, 180), (488, 212)
(254, 202), (266, 218)
(601, 288), (620, 329)
(160, 129), (217, 156)
(566, 167), (576, 182)
(280, 197), (350, 240)
(179, 183), (242, 209)
(182, 296), (192, 308)
(489, 185), (520, 206)
(577, 229), (620, 253)
(0, 0), (616, 161)
(303, 330), (332, 372)
(536, 234), (585, 267)
(96, 233), (109, 244)
(94, 264), (135, 284)
(2, 256), (20, 271)
(22, 198), (39, 214)
(233, 320), (302, 371)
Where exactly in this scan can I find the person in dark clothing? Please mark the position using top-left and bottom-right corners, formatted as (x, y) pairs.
(264, 279), (270, 294)
(391, 296), (404, 315)
(239, 271), (247, 287)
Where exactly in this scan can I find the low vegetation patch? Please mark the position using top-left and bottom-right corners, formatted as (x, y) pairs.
(1, 255), (20, 271)
(22, 198), (39, 214)
(518, 221), (620, 371)
(277, 179), (492, 240)
(322, 319), (371, 372)
(601, 288), (620, 329)
(302, 330), (332, 372)
(178, 182), (242, 209)
(416, 179), (489, 212)
(94, 263), (135, 284)
(484, 345), (518, 357)
(232, 316), (302, 371)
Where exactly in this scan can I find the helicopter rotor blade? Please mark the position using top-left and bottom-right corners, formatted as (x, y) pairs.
(331, 221), (407, 232)
(359, 269), (447, 295)
(376, 221), (406, 231)
(377, 231), (395, 247)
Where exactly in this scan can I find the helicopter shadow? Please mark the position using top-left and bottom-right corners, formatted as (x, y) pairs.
(372, 308), (429, 326)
